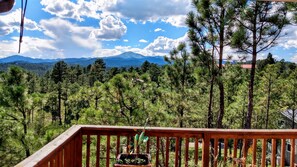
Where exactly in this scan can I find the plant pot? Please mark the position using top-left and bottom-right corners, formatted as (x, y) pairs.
(114, 153), (152, 167)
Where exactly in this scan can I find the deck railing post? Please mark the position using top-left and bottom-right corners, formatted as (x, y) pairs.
(202, 133), (210, 167)
(76, 130), (83, 167)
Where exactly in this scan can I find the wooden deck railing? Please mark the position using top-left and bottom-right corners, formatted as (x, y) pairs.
(16, 125), (297, 167)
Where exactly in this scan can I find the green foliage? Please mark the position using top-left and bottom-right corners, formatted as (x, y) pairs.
(89, 59), (106, 86)
(0, 2), (296, 165)
(257, 53), (276, 71)
(230, 1), (290, 129)
(51, 61), (68, 84)
(1, 53), (297, 166)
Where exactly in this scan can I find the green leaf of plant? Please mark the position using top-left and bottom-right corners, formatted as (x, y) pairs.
(143, 136), (149, 143)
(135, 134), (139, 141)
(139, 131), (145, 142)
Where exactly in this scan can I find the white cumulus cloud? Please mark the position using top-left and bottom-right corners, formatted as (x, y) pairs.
(144, 34), (188, 55)
(106, 0), (191, 27)
(0, 9), (41, 36)
(40, 0), (82, 21)
(162, 15), (187, 27)
(154, 28), (164, 32)
(277, 25), (297, 49)
(90, 15), (127, 40)
(0, 36), (59, 58)
(40, 0), (109, 21)
(39, 18), (101, 58)
(139, 39), (148, 43)
(40, 0), (192, 27)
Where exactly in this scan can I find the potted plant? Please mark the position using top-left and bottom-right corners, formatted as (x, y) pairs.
(114, 119), (151, 167)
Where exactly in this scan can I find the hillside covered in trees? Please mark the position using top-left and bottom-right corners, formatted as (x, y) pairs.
(0, 0), (297, 166)
(1, 54), (296, 166)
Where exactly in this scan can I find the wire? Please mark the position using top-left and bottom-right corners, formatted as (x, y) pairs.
(18, 0), (28, 53)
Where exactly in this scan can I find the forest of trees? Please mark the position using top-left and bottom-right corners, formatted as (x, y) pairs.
(0, 0), (297, 166)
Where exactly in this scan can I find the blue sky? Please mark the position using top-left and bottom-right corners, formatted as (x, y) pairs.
(0, 0), (297, 63)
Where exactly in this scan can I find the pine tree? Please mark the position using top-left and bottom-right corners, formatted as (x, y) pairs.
(89, 59), (106, 86)
(187, 10), (217, 128)
(0, 67), (31, 158)
(231, 1), (289, 129)
(164, 43), (195, 167)
(188, 0), (237, 128)
(51, 61), (68, 125)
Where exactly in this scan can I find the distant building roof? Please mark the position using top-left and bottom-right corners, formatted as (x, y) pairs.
(281, 109), (297, 123)
(221, 63), (254, 69)
(240, 64), (253, 69)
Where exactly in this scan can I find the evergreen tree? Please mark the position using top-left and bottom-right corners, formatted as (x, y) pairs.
(51, 61), (68, 125)
(0, 67), (31, 159)
(282, 68), (297, 129)
(107, 67), (120, 81)
(187, 10), (217, 128)
(256, 64), (281, 129)
(257, 53), (276, 71)
(141, 61), (151, 74)
(89, 59), (106, 86)
(164, 43), (195, 128)
(164, 43), (195, 167)
(231, 1), (289, 129)
(188, 0), (237, 128)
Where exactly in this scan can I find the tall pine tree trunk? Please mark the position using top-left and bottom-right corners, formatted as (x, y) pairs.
(217, 8), (225, 129)
(209, 47), (215, 166)
(208, 47), (215, 129)
(246, 48), (256, 129)
(208, 78), (214, 128)
(245, 2), (258, 129)
(21, 110), (30, 157)
(292, 109), (295, 129)
(217, 40), (225, 129)
(265, 77), (272, 129)
(58, 85), (62, 125)
(95, 96), (99, 109)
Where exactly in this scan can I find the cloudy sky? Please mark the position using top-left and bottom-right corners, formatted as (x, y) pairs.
(0, 0), (297, 62)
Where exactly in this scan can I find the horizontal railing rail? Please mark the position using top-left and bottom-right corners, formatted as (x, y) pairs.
(16, 125), (297, 167)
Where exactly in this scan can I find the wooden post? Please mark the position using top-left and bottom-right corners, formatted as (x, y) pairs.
(224, 138), (228, 163)
(281, 139), (285, 167)
(202, 133), (210, 167)
(96, 135), (101, 167)
(185, 137), (189, 167)
(175, 137), (180, 167)
(252, 139), (257, 166)
(116, 135), (120, 156)
(261, 139), (267, 167)
(194, 137), (199, 167)
(156, 137), (160, 167)
(77, 131), (83, 167)
(271, 139), (276, 167)
(106, 135), (110, 167)
(242, 139), (247, 167)
(214, 138), (218, 167)
(165, 137), (170, 167)
(146, 138), (150, 154)
(290, 139), (295, 167)
(233, 139), (238, 167)
(86, 135), (90, 167)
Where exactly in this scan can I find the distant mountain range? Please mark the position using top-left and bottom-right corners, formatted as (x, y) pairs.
(0, 52), (166, 67)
